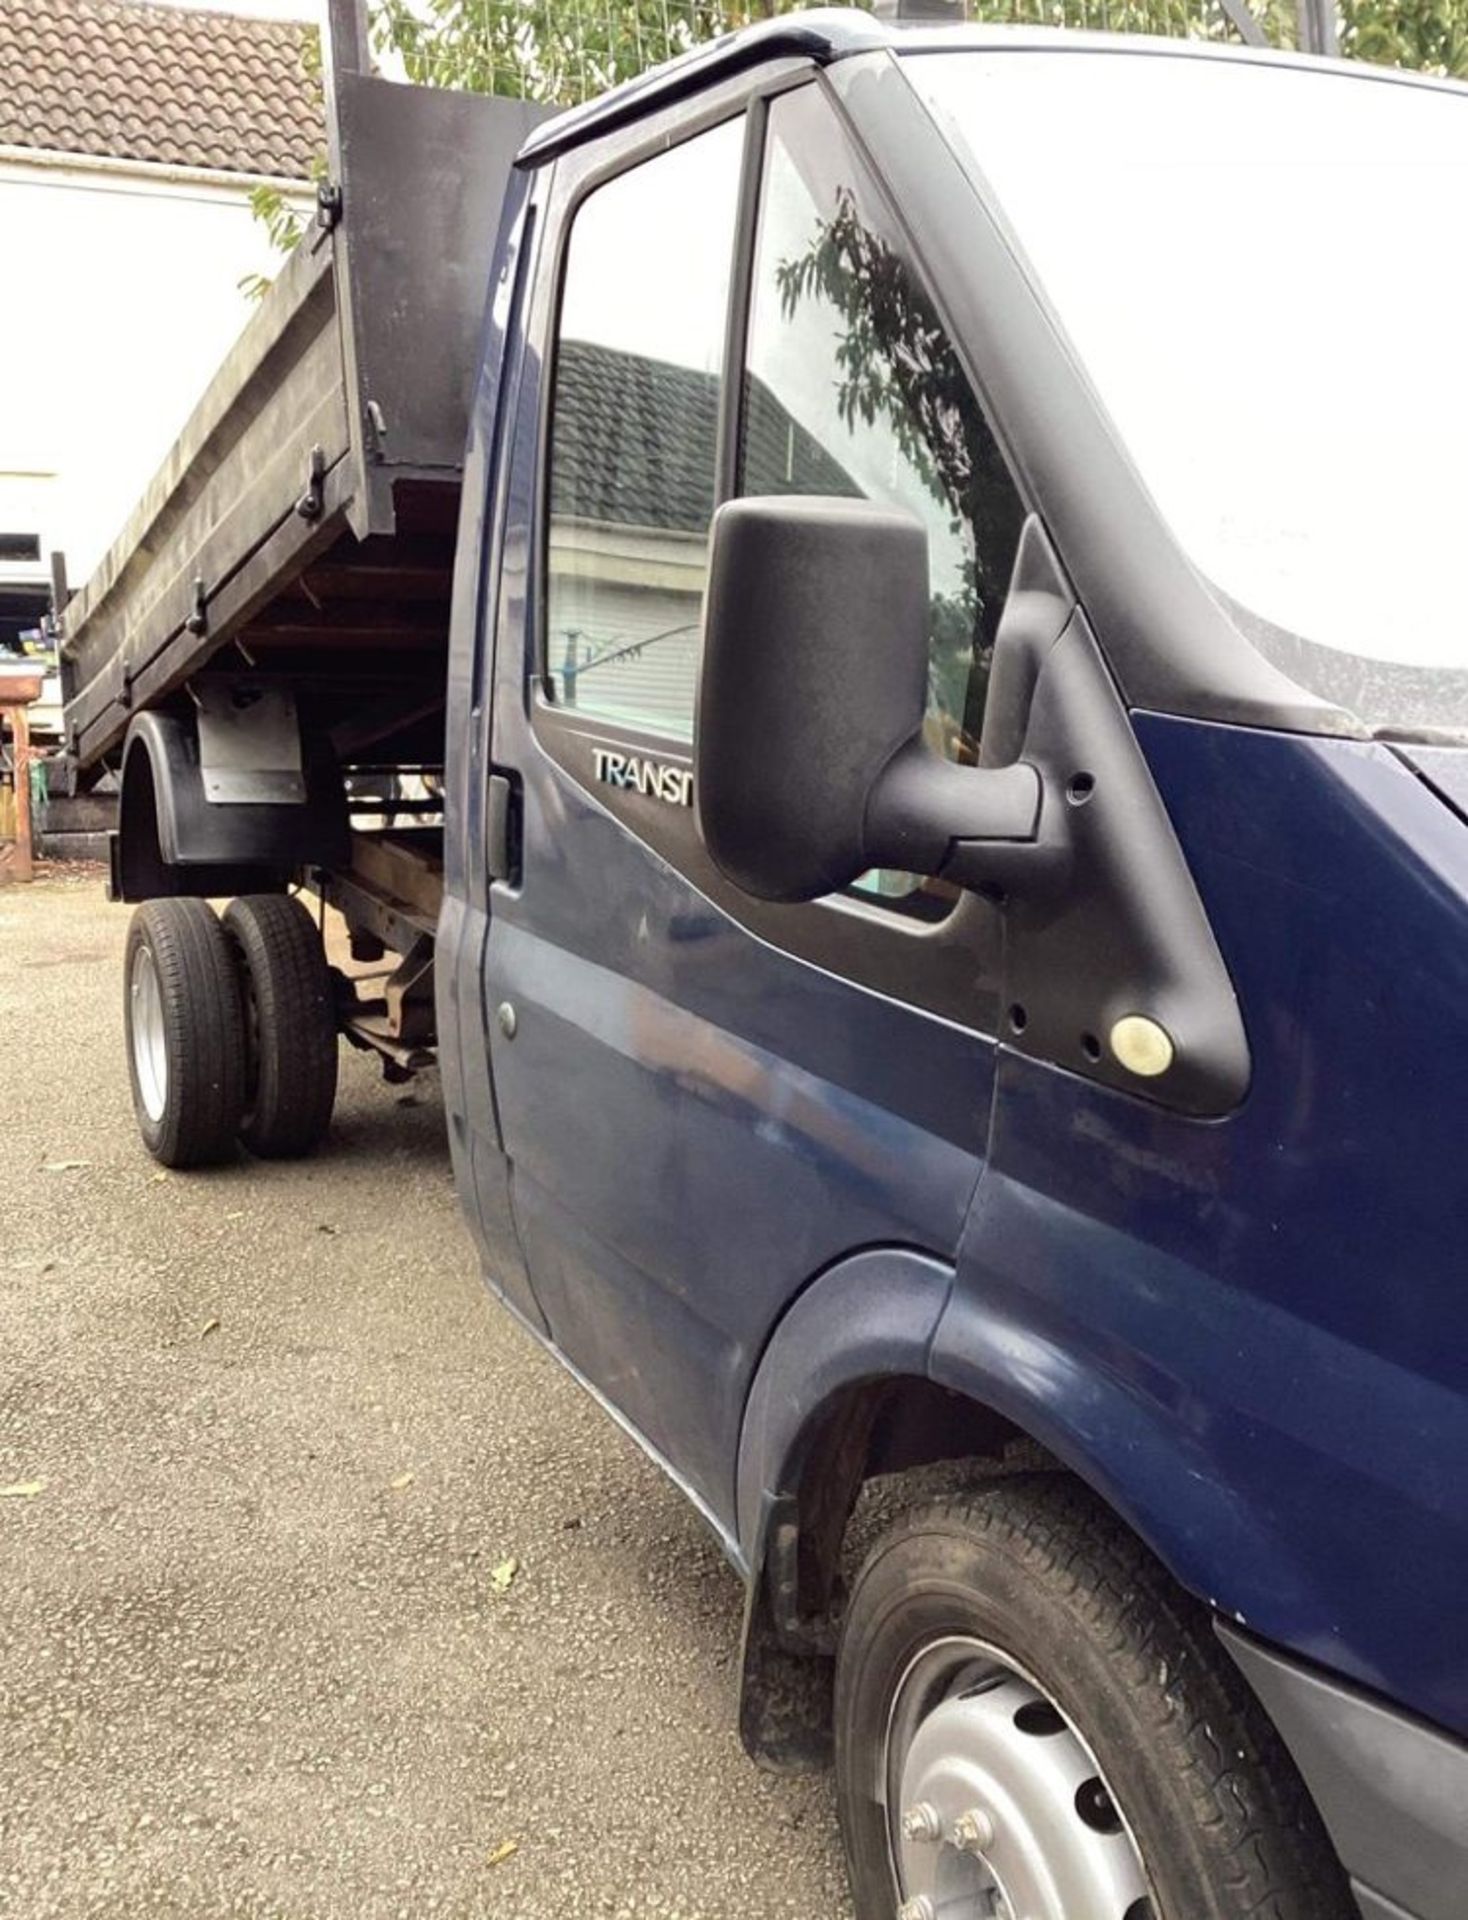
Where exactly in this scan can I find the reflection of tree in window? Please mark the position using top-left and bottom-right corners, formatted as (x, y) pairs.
(774, 188), (1024, 764)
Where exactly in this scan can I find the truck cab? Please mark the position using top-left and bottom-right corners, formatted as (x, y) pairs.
(440, 18), (1468, 1920)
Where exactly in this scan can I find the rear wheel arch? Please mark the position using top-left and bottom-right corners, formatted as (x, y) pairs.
(116, 721), (173, 900)
(113, 708), (340, 902)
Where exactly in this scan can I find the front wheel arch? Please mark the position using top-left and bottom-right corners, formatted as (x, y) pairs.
(736, 1366), (1052, 1775)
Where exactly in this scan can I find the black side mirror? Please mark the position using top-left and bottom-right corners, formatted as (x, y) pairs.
(695, 496), (1040, 903)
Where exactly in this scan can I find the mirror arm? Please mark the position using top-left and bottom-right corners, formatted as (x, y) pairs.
(865, 736), (1042, 874)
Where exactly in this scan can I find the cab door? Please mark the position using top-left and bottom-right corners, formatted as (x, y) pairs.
(481, 77), (1033, 1531)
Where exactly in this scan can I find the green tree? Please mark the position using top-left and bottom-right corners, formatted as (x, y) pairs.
(364, 0), (1468, 93)
(370, 0), (747, 101)
(776, 187), (1025, 756)
(1340, 0), (1468, 71)
(251, 0), (1468, 283)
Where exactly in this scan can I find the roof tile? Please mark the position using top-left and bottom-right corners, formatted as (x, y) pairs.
(0, 0), (322, 178)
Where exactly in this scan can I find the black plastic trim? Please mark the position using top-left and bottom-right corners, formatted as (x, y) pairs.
(715, 97), (771, 509)
(516, 14), (881, 164)
(980, 606), (1250, 1116)
(486, 768), (522, 885)
(115, 710), (349, 902)
(1220, 1622), (1468, 1920)
(1390, 742), (1468, 823)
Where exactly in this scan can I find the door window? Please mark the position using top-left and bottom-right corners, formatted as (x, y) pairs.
(544, 116), (744, 740)
(740, 87), (1026, 909)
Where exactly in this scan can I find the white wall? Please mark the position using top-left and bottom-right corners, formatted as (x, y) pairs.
(0, 153), (312, 588)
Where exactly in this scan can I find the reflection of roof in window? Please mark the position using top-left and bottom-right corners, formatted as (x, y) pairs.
(551, 339), (858, 534)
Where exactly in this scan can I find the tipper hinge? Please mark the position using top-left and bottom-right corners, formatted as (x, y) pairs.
(185, 578), (208, 637)
(295, 445), (326, 522)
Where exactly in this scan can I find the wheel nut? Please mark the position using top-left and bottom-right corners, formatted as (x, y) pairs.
(900, 1802), (943, 1843)
(951, 1805), (996, 1853)
(897, 1899), (936, 1920)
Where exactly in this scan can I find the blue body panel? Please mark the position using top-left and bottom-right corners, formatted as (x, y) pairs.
(483, 766), (993, 1523)
(936, 720), (1468, 1735)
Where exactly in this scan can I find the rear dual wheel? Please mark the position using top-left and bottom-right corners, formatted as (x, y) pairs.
(836, 1476), (1352, 1920)
(124, 895), (336, 1168)
(223, 894), (338, 1159)
(125, 899), (248, 1169)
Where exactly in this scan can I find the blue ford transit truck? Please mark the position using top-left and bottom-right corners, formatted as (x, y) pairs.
(57, 6), (1468, 1915)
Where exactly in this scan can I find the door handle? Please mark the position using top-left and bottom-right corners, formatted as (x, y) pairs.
(487, 770), (522, 885)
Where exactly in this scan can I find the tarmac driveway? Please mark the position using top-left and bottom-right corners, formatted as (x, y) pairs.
(0, 876), (848, 1919)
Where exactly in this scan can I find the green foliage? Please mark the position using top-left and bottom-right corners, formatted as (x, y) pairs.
(240, 184), (306, 300)
(251, 182), (308, 256)
(242, 26), (325, 298)
(1340, 0), (1468, 73)
(370, 0), (744, 101)
(361, 0), (1468, 95)
(250, 0), (1468, 268)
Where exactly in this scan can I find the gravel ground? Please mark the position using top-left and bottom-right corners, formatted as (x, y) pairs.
(0, 876), (849, 1919)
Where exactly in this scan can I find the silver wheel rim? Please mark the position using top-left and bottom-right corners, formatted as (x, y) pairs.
(130, 942), (168, 1123)
(884, 1636), (1152, 1920)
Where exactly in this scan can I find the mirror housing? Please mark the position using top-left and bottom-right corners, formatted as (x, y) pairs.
(695, 496), (1040, 903)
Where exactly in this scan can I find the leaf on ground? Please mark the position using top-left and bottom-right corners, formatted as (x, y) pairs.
(224, 1211), (244, 1222)
(389, 1471), (414, 1492)
(485, 1839), (518, 1868)
(488, 1555), (518, 1594)
(150, 1171), (169, 1184)
(0, 1479), (46, 1498)
(200, 1318), (221, 1339)
(41, 1160), (89, 1174)
(317, 1223), (339, 1236)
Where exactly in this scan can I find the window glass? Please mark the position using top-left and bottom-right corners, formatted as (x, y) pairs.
(912, 51), (1468, 733)
(741, 86), (1025, 908)
(545, 117), (743, 738)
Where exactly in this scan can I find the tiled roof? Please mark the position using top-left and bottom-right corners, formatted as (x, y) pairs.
(0, 0), (322, 179)
(552, 339), (857, 533)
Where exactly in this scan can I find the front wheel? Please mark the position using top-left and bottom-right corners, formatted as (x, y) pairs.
(834, 1476), (1351, 1920)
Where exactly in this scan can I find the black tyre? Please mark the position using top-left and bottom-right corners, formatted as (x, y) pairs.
(835, 1475), (1351, 1920)
(223, 893), (338, 1158)
(124, 898), (247, 1169)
